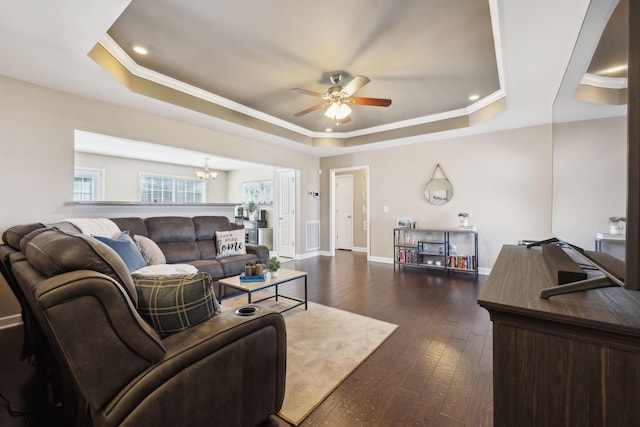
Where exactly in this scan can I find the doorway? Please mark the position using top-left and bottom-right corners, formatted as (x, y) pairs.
(330, 166), (370, 257)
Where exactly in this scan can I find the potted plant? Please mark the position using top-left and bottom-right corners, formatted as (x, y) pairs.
(246, 201), (257, 220)
(267, 256), (281, 277)
(608, 216), (626, 234)
(458, 212), (469, 227)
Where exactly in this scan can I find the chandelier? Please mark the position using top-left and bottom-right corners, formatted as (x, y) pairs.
(196, 158), (218, 180)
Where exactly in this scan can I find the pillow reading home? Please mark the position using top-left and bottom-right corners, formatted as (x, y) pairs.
(215, 229), (246, 258)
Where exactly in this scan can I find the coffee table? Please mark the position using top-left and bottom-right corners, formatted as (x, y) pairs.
(218, 268), (308, 312)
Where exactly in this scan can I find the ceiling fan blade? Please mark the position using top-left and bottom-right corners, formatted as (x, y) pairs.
(348, 97), (392, 107)
(341, 75), (370, 97)
(290, 88), (324, 98)
(294, 102), (329, 117)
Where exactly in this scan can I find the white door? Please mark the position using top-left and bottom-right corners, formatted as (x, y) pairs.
(336, 174), (353, 250)
(277, 169), (296, 258)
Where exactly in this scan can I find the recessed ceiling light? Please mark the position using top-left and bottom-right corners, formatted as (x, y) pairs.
(132, 45), (149, 55)
(469, 94), (480, 101)
(325, 128), (333, 132)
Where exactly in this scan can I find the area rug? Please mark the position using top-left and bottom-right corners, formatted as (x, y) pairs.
(222, 294), (398, 425)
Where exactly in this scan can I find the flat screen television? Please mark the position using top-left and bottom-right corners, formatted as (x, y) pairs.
(549, 0), (639, 296)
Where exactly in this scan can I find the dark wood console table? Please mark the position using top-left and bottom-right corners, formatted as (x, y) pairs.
(478, 245), (640, 427)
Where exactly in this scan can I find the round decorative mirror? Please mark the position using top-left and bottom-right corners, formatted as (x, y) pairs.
(424, 164), (453, 205)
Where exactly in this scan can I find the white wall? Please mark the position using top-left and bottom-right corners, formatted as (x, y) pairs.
(320, 125), (554, 270)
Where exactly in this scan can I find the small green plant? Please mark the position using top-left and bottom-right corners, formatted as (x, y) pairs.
(246, 201), (257, 213)
(267, 256), (281, 272)
(609, 216), (625, 223)
(458, 212), (469, 218)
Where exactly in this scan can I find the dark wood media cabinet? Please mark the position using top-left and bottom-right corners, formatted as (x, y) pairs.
(478, 245), (640, 426)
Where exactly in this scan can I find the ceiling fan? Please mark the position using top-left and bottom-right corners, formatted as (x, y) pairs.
(291, 74), (392, 123)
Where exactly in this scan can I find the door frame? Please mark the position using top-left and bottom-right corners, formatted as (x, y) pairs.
(329, 165), (370, 258)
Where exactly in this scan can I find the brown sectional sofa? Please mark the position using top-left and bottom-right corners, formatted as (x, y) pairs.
(56, 216), (270, 293)
(0, 216), (285, 427)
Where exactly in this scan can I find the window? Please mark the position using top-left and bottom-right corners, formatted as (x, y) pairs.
(73, 168), (104, 201)
(140, 174), (206, 203)
(73, 177), (94, 201)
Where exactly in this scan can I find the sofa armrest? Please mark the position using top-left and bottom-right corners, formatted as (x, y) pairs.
(35, 270), (166, 411)
(99, 308), (287, 427)
(246, 244), (270, 264)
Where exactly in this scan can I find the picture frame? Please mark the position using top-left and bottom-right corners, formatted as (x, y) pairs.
(397, 218), (412, 228)
(242, 180), (273, 205)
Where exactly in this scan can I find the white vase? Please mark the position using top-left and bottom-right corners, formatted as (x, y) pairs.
(460, 218), (469, 227)
(270, 270), (279, 278)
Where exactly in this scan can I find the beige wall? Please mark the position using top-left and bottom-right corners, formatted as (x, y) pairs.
(321, 125), (555, 270)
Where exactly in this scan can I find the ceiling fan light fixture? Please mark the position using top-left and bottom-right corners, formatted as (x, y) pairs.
(324, 102), (351, 120)
(196, 158), (217, 180)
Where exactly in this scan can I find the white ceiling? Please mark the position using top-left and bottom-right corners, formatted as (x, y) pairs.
(0, 0), (596, 163)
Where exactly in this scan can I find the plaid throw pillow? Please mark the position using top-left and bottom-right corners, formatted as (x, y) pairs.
(134, 272), (220, 338)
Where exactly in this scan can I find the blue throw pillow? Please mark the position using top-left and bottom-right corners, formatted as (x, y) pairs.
(95, 231), (147, 273)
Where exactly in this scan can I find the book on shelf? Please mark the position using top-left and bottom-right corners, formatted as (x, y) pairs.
(397, 248), (418, 263)
(446, 255), (476, 270)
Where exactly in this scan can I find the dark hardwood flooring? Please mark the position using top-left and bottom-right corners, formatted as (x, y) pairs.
(0, 250), (493, 426)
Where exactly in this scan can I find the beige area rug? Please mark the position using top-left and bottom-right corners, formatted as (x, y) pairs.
(222, 293), (398, 425)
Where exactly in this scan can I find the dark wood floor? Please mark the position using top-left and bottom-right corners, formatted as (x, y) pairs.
(0, 250), (493, 427)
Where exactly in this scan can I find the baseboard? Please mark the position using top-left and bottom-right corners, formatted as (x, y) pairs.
(0, 314), (22, 330)
(352, 246), (367, 253)
(369, 256), (393, 264)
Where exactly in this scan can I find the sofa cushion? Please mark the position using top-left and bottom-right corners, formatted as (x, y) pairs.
(133, 235), (166, 265)
(22, 228), (138, 305)
(134, 272), (220, 338)
(95, 232), (147, 273)
(145, 216), (196, 242)
(193, 216), (233, 239)
(215, 229), (246, 258)
(2, 223), (46, 250)
(109, 217), (149, 238)
(146, 217), (201, 263)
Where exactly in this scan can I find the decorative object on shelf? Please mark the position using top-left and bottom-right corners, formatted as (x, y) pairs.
(267, 256), (281, 278)
(424, 163), (453, 205)
(458, 212), (469, 227)
(196, 158), (218, 180)
(608, 216), (625, 234)
(246, 201), (257, 220)
(242, 180), (273, 205)
(397, 218), (412, 228)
